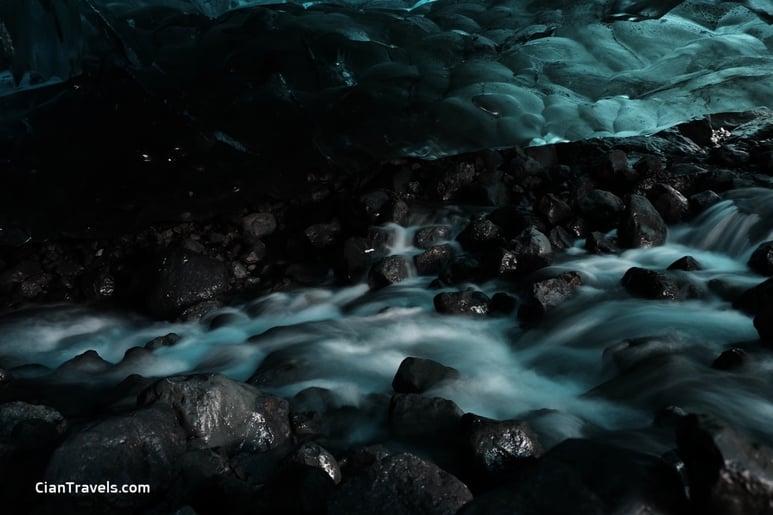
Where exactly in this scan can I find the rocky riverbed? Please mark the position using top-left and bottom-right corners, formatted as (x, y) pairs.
(1, 109), (773, 514)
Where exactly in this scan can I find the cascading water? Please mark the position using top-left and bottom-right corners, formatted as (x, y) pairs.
(2, 187), (772, 449)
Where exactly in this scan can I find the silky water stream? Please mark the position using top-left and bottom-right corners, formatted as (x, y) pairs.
(2, 188), (773, 451)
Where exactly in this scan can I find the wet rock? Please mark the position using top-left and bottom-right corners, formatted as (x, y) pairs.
(0, 368), (9, 386)
(328, 452), (472, 515)
(144, 249), (229, 319)
(711, 348), (748, 371)
(242, 212), (277, 242)
(0, 260), (43, 294)
(487, 206), (537, 237)
(138, 374), (290, 453)
(649, 183), (689, 224)
(668, 256), (701, 271)
(618, 194), (667, 248)
(392, 357), (460, 394)
(177, 301), (221, 323)
(576, 190), (625, 231)
(459, 438), (688, 515)
(622, 267), (702, 301)
(284, 442), (342, 484)
(457, 218), (505, 251)
(537, 194), (573, 225)
(368, 255), (411, 289)
(389, 394), (463, 439)
(585, 231), (619, 254)
(548, 226), (574, 249)
(518, 272), (582, 322)
(748, 241), (773, 276)
(18, 272), (51, 299)
(52, 349), (112, 379)
(689, 190), (722, 215)
(45, 405), (187, 512)
(676, 414), (773, 515)
(414, 245), (453, 276)
(461, 414), (542, 476)
(511, 227), (552, 273)
(481, 248), (519, 278)
(434, 290), (490, 315)
(414, 226), (451, 249)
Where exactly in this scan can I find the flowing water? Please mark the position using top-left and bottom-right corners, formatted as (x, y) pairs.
(2, 188), (773, 448)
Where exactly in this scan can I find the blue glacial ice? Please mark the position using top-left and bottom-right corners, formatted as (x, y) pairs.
(0, 0), (771, 158)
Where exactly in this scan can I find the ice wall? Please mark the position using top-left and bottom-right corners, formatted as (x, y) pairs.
(1, 0), (771, 159)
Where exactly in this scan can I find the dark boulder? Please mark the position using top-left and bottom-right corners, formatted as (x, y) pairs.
(392, 357), (460, 394)
(576, 190), (625, 231)
(434, 290), (491, 316)
(459, 438), (689, 515)
(414, 245), (453, 276)
(368, 255), (411, 289)
(138, 374), (290, 453)
(389, 394), (463, 439)
(457, 218), (505, 251)
(618, 194), (667, 248)
(0, 402), (67, 443)
(263, 462), (337, 515)
(668, 256), (701, 271)
(481, 248), (519, 278)
(44, 405), (187, 512)
(144, 249), (229, 319)
(537, 194), (573, 225)
(461, 414), (543, 476)
(585, 231), (619, 254)
(414, 226), (451, 249)
(621, 267), (702, 301)
(689, 190), (722, 215)
(549, 226), (575, 249)
(511, 227), (553, 273)
(676, 414), (773, 515)
(518, 272), (582, 322)
(748, 241), (773, 276)
(648, 183), (689, 224)
(283, 442), (342, 485)
(328, 452), (473, 515)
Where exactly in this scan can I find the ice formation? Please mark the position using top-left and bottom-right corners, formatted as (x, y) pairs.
(1, 0), (772, 159)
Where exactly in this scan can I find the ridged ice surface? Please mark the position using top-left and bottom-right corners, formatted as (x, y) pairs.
(1, 0), (772, 158)
(2, 188), (773, 446)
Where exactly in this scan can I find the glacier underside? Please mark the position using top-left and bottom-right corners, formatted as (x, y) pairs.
(0, 0), (771, 161)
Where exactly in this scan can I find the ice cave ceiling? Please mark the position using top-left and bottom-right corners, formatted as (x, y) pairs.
(0, 0), (771, 161)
